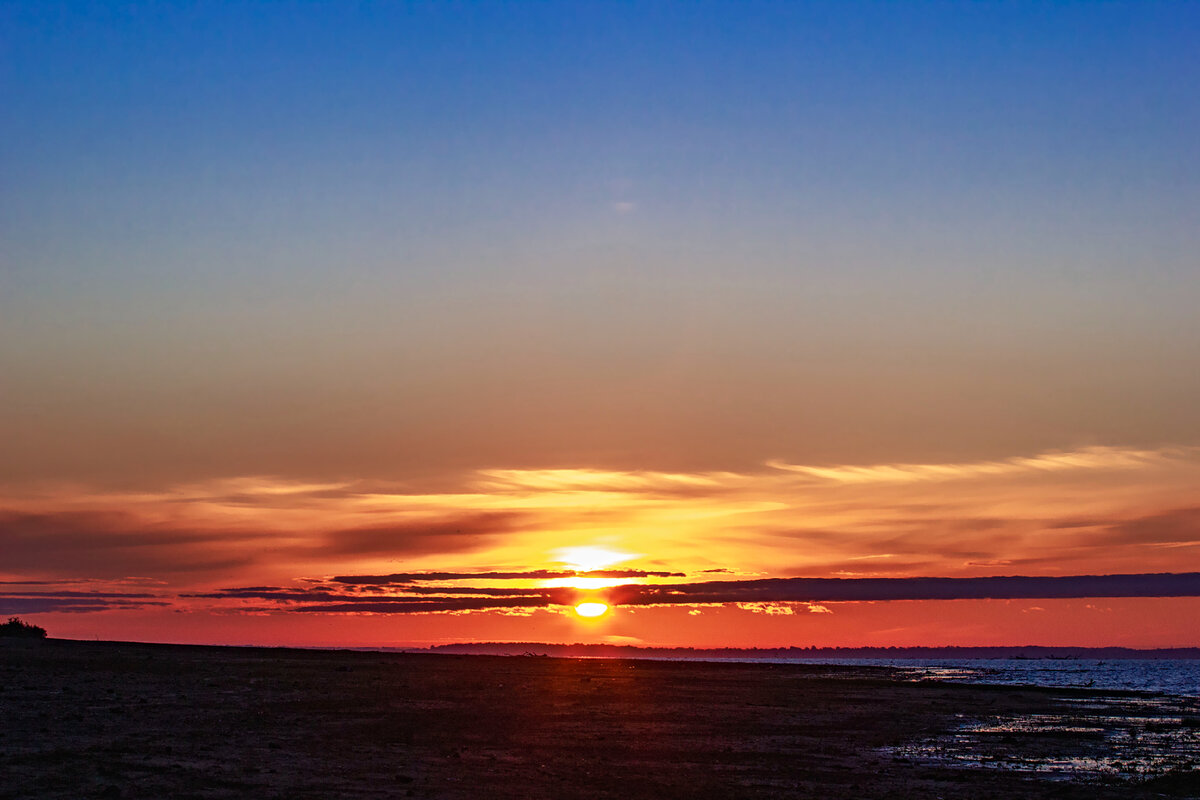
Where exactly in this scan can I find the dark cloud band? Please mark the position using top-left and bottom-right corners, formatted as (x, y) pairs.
(608, 572), (1200, 605)
(193, 572), (1200, 615)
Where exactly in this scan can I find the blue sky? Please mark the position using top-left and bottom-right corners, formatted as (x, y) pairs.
(3, 1), (1199, 483)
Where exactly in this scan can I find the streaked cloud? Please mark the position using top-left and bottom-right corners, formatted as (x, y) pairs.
(4, 446), (1199, 632)
(766, 446), (1195, 485)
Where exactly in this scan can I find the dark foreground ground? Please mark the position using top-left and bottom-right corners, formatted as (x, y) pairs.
(2, 639), (1198, 799)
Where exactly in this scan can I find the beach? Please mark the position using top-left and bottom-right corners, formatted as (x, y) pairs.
(2, 640), (1198, 799)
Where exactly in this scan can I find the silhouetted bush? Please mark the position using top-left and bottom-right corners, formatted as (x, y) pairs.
(0, 617), (47, 638)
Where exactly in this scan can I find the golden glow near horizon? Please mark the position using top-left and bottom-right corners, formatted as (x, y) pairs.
(554, 545), (636, 572)
(6, 446), (1200, 648)
(544, 546), (643, 591)
(573, 602), (610, 618)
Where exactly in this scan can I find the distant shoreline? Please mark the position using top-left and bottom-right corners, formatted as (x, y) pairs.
(414, 642), (1200, 660)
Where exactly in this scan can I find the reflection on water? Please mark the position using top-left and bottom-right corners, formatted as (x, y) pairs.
(883, 693), (1200, 782)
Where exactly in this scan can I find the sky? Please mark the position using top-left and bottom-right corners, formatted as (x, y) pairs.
(3, 1), (1199, 649)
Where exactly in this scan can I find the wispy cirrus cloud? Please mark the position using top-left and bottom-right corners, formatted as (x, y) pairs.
(314, 512), (531, 557)
(766, 446), (1195, 484)
(475, 468), (753, 494)
(4, 446), (1200, 619)
(0, 510), (268, 578)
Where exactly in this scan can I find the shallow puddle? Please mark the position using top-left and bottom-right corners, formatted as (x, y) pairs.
(883, 693), (1200, 782)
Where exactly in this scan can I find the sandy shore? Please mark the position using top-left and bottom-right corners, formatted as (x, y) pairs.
(2, 639), (1198, 799)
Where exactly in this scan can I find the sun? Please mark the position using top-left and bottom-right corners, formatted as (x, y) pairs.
(573, 602), (609, 618)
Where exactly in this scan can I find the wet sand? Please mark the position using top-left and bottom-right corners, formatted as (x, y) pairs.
(2, 639), (1198, 799)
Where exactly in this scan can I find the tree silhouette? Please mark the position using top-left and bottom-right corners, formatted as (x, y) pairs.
(0, 617), (47, 638)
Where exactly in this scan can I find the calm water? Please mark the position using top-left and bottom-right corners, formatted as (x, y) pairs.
(681, 656), (1200, 696)
(789, 657), (1200, 697)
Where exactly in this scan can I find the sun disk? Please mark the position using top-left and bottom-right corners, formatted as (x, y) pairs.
(574, 602), (609, 618)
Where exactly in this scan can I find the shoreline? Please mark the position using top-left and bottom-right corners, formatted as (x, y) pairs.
(3, 639), (1198, 798)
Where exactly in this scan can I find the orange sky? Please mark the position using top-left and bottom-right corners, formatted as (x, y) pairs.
(4, 446), (1199, 648)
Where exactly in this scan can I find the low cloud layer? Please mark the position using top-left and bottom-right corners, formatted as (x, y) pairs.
(0, 589), (171, 614)
(185, 572), (1200, 615)
(607, 573), (1200, 606)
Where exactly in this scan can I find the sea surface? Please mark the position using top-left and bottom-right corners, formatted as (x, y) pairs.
(666, 656), (1200, 696)
(791, 657), (1200, 697)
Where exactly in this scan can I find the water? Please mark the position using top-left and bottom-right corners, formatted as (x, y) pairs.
(881, 693), (1200, 783)
(800, 657), (1200, 697)
(724, 656), (1200, 782)
(824, 658), (1200, 783)
(691, 656), (1200, 696)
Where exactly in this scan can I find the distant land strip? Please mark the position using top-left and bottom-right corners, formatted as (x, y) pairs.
(415, 643), (1200, 660)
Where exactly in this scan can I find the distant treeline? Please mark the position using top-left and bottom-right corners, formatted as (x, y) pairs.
(420, 643), (1200, 660)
